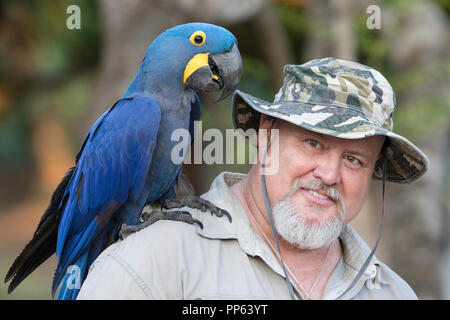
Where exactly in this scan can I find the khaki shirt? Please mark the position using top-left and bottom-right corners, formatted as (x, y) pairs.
(77, 172), (417, 300)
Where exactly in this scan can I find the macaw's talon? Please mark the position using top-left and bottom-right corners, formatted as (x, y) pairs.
(119, 210), (203, 240)
(163, 195), (232, 223)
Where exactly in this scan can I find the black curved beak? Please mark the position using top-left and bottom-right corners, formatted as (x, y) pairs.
(184, 43), (242, 102)
(209, 43), (242, 102)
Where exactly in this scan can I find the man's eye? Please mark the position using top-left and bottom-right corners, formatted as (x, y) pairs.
(346, 155), (361, 166)
(307, 139), (320, 148)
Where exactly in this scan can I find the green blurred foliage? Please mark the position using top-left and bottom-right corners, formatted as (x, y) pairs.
(0, 107), (32, 168)
(355, 14), (389, 74)
(276, 3), (309, 61)
(0, 0), (100, 167)
(434, 0), (450, 14)
(390, 60), (450, 140)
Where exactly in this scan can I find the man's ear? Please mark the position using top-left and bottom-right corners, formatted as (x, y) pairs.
(257, 115), (276, 151)
(377, 137), (389, 159)
(259, 114), (273, 130)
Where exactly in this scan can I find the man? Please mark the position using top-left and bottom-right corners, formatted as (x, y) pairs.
(77, 57), (428, 300)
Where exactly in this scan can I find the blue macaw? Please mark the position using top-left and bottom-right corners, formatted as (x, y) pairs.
(5, 23), (242, 300)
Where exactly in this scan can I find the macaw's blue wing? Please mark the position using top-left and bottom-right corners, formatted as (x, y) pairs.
(53, 96), (161, 298)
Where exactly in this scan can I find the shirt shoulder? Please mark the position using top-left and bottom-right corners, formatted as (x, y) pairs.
(376, 260), (418, 300)
(350, 259), (418, 300)
(337, 226), (418, 300)
(78, 219), (207, 299)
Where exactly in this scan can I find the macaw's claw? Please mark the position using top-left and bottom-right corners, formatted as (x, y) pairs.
(162, 195), (232, 223)
(119, 210), (203, 240)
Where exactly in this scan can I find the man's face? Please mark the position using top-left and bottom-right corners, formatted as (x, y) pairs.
(260, 117), (385, 248)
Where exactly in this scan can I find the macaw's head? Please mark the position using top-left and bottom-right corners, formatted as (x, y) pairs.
(143, 22), (242, 101)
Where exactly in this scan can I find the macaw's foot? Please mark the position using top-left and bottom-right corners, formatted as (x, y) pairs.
(162, 195), (232, 223)
(119, 210), (203, 240)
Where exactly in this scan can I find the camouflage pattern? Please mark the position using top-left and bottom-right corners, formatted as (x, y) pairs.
(232, 57), (429, 184)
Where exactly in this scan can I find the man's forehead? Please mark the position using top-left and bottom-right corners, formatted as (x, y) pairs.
(280, 120), (385, 155)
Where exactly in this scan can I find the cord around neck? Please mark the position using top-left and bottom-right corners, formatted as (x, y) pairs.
(260, 145), (299, 300)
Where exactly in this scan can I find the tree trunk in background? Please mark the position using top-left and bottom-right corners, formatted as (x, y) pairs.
(303, 0), (334, 61)
(253, 3), (295, 90)
(162, 0), (268, 25)
(303, 0), (363, 62)
(330, 0), (357, 60)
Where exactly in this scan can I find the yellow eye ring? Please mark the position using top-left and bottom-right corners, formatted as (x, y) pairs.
(189, 31), (206, 46)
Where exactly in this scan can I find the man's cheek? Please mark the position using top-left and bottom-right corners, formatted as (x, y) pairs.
(343, 197), (365, 223)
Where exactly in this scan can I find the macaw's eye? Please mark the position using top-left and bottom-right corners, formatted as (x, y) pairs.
(194, 35), (203, 44)
(189, 31), (206, 46)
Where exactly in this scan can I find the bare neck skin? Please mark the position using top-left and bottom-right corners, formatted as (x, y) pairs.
(230, 169), (343, 300)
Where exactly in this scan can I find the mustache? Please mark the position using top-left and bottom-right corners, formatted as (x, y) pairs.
(286, 177), (342, 202)
(285, 178), (347, 220)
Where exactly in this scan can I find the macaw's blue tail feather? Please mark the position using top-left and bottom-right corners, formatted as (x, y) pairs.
(87, 221), (119, 269)
(56, 249), (89, 300)
(53, 221), (119, 299)
(52, 219), (100, 295)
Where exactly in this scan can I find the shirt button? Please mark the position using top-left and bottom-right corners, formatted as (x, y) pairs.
(366, 265), (377, 278)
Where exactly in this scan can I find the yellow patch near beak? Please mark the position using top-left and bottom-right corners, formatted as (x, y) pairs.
(183, 53), (210, 84)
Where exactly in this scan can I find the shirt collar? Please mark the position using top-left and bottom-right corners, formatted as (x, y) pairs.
(194, 171), (390, 298)
(325, 225), (390, 299)
(195, 172), (285, 276)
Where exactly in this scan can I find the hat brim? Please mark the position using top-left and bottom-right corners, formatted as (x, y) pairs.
(232, 90), (429, 184)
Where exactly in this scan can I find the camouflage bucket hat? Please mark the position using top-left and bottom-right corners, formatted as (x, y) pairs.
(232, 57), (429, 183)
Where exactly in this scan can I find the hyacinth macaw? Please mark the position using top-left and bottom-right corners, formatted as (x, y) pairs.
(5, 22), (242, 300)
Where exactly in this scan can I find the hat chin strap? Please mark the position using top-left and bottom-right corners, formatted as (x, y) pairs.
(260, 143), (387, 300)
(261, 146), (298, 300)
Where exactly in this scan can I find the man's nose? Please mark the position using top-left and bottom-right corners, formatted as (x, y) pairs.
(312, 155), (342, 186)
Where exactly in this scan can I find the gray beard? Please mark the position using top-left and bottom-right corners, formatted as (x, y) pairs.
(272, 178), (347, 250)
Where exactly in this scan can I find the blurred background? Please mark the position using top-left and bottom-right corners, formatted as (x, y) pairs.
(0, 0), (449, 299)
